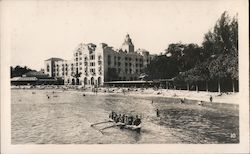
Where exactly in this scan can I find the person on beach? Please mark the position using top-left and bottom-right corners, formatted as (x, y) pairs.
(210, 95), (213, 102)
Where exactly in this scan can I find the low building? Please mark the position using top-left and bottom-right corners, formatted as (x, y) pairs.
(11, 71), (62, 85)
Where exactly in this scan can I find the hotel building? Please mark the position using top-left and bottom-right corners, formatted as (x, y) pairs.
(44, 34), (155, 86)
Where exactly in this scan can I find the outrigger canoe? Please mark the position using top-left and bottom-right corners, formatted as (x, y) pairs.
(90, 119), (141, 133)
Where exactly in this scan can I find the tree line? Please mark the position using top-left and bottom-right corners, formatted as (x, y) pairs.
(144, 12), (238, 92)
(11, 66), (34, 78)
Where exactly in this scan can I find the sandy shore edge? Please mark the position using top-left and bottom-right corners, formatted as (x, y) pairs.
(11, 86), (239, 104)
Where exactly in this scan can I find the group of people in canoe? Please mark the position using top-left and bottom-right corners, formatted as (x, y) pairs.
(109, 111), (141, 126)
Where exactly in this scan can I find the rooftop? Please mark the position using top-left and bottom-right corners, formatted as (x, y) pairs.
(45, 57), (64, 61)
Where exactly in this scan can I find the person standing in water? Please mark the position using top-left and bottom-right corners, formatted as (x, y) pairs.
(133, 115), (141, 126)
(156, 109), (160, 117)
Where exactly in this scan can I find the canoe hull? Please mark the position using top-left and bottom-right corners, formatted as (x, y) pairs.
(110, 119), (141, 133)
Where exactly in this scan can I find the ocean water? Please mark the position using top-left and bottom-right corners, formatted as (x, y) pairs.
(11, 89), (239, 144)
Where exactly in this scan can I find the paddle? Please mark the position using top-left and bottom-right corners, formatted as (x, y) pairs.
(99, 123), (125, 131)
(90, 120), (113, 127)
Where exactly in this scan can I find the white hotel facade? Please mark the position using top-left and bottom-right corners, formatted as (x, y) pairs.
(44, 34), (155, 86)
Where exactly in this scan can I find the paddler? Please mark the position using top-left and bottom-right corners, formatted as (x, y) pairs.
(127, 116), (134, 125)
(124, 115), (128, 124)
(115, 114), (121, 123)
(120, 114), (125, 123)
(111, 111), (117, 120)
(133, 115), (141, 126)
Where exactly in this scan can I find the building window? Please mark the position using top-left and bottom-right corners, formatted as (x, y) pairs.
(98, 55), (102, 60)
(76, 53), (78, 56)
(80, 62), (82, 65)
(90, 69), (95, 74)
(90, 55), (95, 60)
(80, 67), (82, 70)
(118, 62), (121, 67)
(80, 57), (82, 60)
(108, 55), (111, 65)
(125, 57), (127, 61)
(47, 65), (50, 72)
(125, 63), (128, 67)
(118, 56), (121, 60)
(90, 62), (95, 66)
(125, 69), (128, 74)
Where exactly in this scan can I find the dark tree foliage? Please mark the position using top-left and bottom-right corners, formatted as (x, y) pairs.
(205, 12), (238, 85)
(10, 65), (34, 78)
(145, 43), (202, 80)
(146, 11), (238, 92)
(145, 55), (179, 80)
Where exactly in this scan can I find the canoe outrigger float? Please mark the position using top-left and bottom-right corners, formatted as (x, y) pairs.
(90, 119), (141, 133)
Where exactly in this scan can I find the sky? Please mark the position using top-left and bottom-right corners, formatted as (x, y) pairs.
(3, 0), (239, 70)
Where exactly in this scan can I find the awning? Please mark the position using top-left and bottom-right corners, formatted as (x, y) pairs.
(104, 80), (153, 84)
(11, 77), (38, 81)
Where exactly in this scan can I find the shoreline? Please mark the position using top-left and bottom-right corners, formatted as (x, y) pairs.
(11, 86), (239, 105)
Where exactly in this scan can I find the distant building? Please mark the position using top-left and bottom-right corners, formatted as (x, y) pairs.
(44, 34), (155, 86)
(44, 58), (64, 78)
